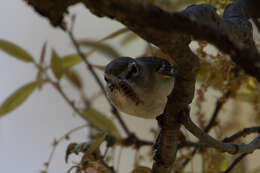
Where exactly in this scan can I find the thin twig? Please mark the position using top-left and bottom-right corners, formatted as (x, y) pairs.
(51, 81), (87, 122)
(67, 165), (79, 173)
(42, 124), (87, 172)
(182, 112), (260, 154)
(222, 153), (248, 173)
(51, 79), (152, 149)
(223, 126), (260, 143)
(204, 91), (231, 133)
(100, 159), (117, 173)
(120, 134), (154, 147)
(181, 91), (230, 168)
(67, 18), (131, 136)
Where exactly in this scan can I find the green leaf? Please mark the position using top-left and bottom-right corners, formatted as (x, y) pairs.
(131, 166), (151, 173)
(0, 81), (38, 117)
(35, 71), (44, 90)
(51, 50), (63, 79)
(61, 28), (128, 69)
(83, 108), (121, 139)
(79, 40), (121, 58)
(86, 133), (106, 156)
(220, 158), (229, 171)
(61, 49), (95, 69)
(64, 69), (82, 89)
(91, 64), (105, 72)
(120, 32), (138, 46)
(100, 27), (129, 41)
(0, 39), (34, 62)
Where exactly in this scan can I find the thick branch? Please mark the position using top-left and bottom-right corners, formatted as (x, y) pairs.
(25, 0), (260, 80)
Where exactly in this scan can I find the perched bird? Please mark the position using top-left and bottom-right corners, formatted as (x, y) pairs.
(104, 56), (177, 119)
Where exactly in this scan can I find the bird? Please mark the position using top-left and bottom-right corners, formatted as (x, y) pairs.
(104, 56), (177, 119)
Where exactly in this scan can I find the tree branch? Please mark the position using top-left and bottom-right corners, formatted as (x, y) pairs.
(223, 126), (260, 143)
(204, 91), (231, 133)
(67, 21), (131, 136)
(222, 153), (248, 173)
(23, 0), (260, 173)
(180, 91), (231, 169)
(181, 112), (260, 154)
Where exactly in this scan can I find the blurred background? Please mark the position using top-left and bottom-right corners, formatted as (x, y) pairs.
(0, 1), (146, 172)
(1, 1), (260, 173)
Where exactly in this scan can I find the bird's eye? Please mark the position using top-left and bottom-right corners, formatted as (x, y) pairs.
(126, 62), (138, 79)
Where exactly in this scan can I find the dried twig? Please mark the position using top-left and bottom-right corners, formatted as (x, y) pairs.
(181, 113), (260, 154)
(222, 153), (248, 173)
(42, 124), (87, 173)
(51, 81), (87, 122)
(67, 18), (131, 136)
(223, 126), (260, 143)
(67, 18), (156, 151)
(204, 91), (231, 133)
(181, 91), (230, 168)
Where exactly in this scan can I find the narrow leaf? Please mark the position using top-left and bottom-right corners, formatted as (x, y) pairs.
(40, 41), (47, 64)
(120, 32), (138, 46)
(0, 81), (38, 117)
(100, 27), (129, 41)
(64, 69), (82, 89)
(61, 49), (95, 69)
(79, 40), (121, 58)
(51, 50), (63, 79)
(36, 71), (44, 89)
(86, 133), (106, 156)
(83, 108), (121, 139)
(61, 28), (127, 69)
(91, 64), (105, 72)
(131, 166), (151, 173)
(0, 39), (34, 62)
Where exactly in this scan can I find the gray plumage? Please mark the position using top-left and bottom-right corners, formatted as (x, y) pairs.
(104, 56), (176, 119)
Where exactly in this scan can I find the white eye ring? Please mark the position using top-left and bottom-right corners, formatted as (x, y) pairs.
(126, 62), (139, 79)
(128, 62), (137, 73)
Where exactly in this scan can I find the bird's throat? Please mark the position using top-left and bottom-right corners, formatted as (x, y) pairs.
(114, 81), (142, 105)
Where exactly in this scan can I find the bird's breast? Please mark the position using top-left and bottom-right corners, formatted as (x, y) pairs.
(107, 85), (167, 119)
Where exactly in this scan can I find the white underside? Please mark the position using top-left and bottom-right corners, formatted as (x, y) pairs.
(106, 77), (174, 119)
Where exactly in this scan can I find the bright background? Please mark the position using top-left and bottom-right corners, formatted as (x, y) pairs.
(0, 1), (152, 172)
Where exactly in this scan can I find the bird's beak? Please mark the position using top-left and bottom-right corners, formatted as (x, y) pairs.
(108, 79), (122, 92)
